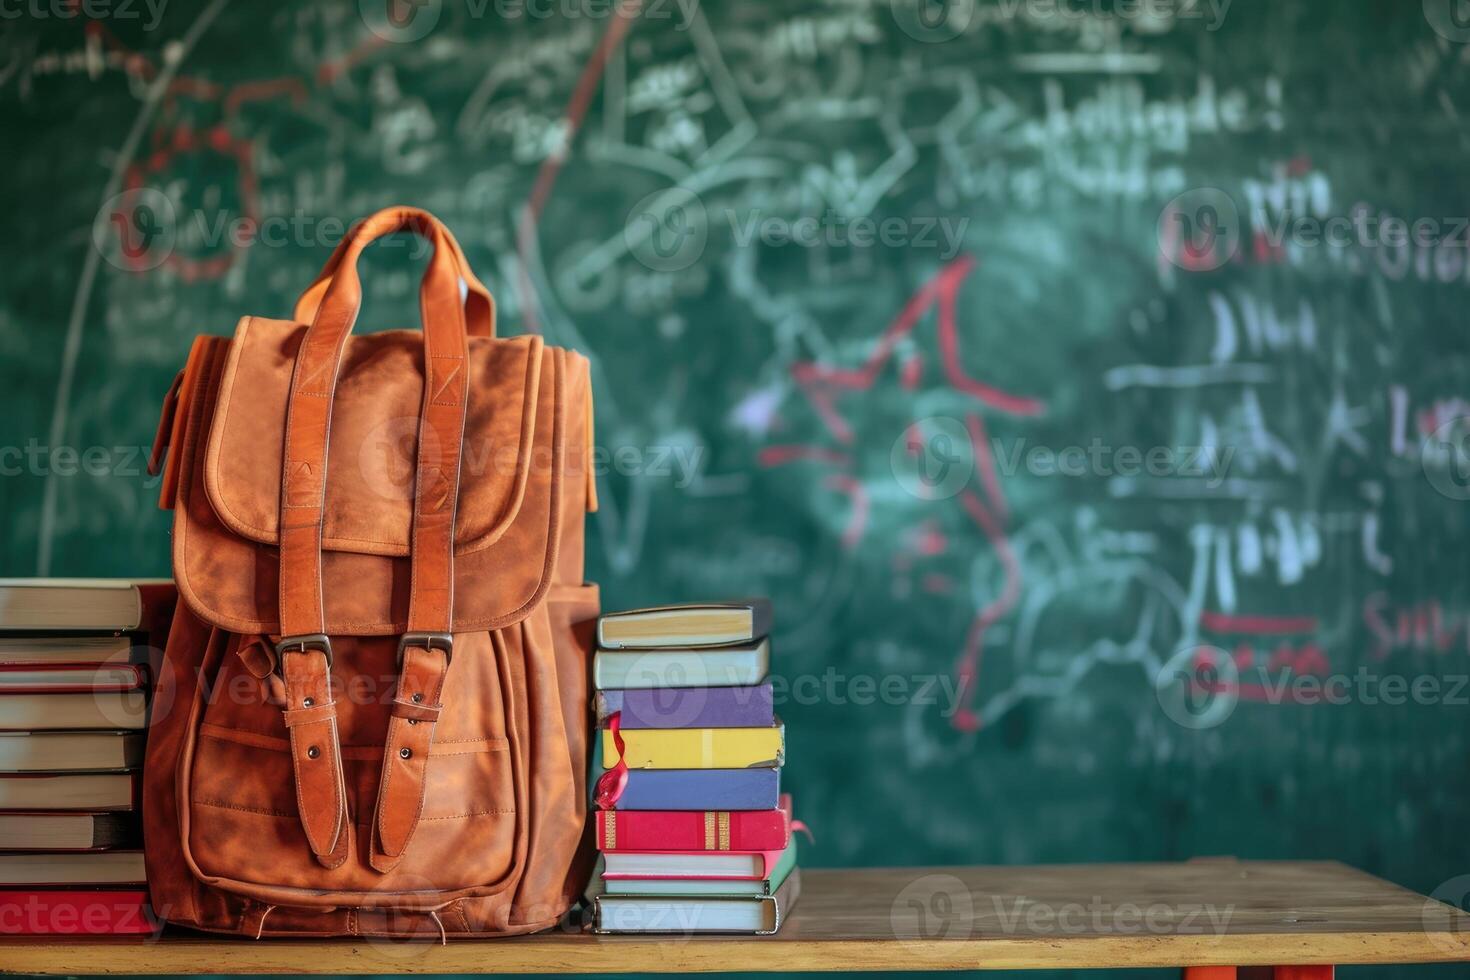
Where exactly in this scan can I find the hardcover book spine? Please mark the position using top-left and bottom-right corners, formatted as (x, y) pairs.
(598, 684), (775, 729)
(616, 768), (781, 810)
(597, 807), (789, 851)
(593, 649), (764, 689)
(603, 725), (784, 769)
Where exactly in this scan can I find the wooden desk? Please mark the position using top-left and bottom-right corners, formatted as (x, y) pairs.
(2, 861), (1467, 975)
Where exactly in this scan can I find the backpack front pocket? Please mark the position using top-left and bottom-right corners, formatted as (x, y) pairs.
(182, 632), (522, 903)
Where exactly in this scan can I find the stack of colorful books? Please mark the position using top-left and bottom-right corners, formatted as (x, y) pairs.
(589, 600), (800, 935)
(0, 580), (170, 936)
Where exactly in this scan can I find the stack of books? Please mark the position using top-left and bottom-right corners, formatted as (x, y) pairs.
(589, 600), (800, 935)
(0, 580), (169, 936)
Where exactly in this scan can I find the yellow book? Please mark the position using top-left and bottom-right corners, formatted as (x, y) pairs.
(603, 724), (784, 770)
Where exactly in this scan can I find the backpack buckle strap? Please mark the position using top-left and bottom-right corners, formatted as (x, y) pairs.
(276, 633), (334, 665)
(278, 647), (350, 869)
(369, 639), (451, 873)
(397, 631), (452, 665)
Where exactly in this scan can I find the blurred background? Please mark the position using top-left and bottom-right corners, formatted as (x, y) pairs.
(3, 1), (1470, 977)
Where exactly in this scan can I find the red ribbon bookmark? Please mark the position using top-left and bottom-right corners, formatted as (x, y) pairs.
(594, 711), (629, 809)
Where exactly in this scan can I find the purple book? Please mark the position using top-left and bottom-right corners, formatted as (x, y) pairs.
(616, 768), (781, 811)
(596, 683), (774, 729)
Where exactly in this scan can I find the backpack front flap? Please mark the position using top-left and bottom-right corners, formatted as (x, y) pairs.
(167, 316), (589, 635)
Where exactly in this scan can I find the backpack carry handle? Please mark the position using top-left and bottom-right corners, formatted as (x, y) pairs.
(291, 219), (496, 338)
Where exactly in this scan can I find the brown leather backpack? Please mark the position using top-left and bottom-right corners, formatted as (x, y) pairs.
(143, 206), (600, 939)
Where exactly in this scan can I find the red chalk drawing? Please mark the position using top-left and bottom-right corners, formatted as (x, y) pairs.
(762, 258), (1046, 731)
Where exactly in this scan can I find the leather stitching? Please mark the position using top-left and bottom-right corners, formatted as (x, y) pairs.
(419, 809), (515, 820)
(194, 799), (296, 818)
(198, 723), (506, 756)
(193, 799), (512, 822)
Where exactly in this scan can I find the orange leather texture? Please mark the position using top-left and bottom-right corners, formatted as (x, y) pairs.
(143, 207), (599, 938)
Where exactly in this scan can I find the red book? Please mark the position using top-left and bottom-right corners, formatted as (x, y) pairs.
(597, 795), (792, 852)
(0, 890), (155, 935)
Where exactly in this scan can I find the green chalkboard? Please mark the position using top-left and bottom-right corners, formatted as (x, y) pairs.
(4, 2), (1470, 976)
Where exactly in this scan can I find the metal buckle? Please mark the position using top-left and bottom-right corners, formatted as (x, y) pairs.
(274, 633), (334, 669)
(397, 631), (453, 667)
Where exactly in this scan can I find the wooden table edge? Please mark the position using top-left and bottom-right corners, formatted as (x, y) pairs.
(3, 931), (1469, 974)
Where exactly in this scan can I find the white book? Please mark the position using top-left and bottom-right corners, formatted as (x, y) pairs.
(603, 841), (798, 896)
(0, 850), (145, 886)
(0, 731), (144, 772)
(0, 691), (148, 731)
(603, 877), (774, 897)
(0, 773), (136, 810)
(593, 638), (769, 690)
(0, 812), (135, 850)
(0, 579), (167, 631)
(594, 868), (799, 935)
(601, 850), (771, 879)
(597, 600), (772, 649)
